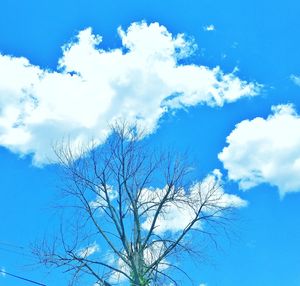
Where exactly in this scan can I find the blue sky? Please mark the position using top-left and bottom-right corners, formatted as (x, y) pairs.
(0, 0), (300, 285)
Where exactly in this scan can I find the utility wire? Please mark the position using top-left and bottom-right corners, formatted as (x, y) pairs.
(0, 242), (47, 285)
(0, 241), (25, 249)
(0, 246), (34, 258)
(0, 269), (46, 286)
(0, 241), (35, 258)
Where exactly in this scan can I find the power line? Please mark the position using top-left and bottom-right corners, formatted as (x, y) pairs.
(0, 246), (34, 258)
(0, 269), (46, 286)
(0, 241), (35, 258)
(0, 241), (25, 249)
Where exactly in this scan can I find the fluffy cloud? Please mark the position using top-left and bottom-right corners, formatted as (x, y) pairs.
(141, 169), (247, 234)
(290, 74), (300, 86)
(90, 169), (246, 284)
(109, 241), (169, 284)
(0, 22), (259, 165)
(88, 169), (246, 235)
(89, 185), (118, 211)
(219, 104), (300, 196)
(108, 256), (128, 284)
(203, 24), (215, 31)
(77, 242), (100, 258)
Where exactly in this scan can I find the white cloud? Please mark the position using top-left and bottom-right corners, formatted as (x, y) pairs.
(90, 185), (118, 211)
(143, 241), (169, 270)
(219, 104), (300, 196)
(0, 267), (5, 277)
(290, 74), (300, 86)
(106, 170), (246, 283)
(194, 169), (247, 210)
(140, 186), (196, 234)
(108, 257), (128, 284)
(0, 22), (259, 165)
(203, 24), (215, 31)
(77, 242), (100, 258)
(109, 242), (169, 284)
(141, 169), (246, 234)
(199, 284), (207, 286)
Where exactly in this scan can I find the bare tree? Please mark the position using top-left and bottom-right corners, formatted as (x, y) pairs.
(33, 121), (244, 286)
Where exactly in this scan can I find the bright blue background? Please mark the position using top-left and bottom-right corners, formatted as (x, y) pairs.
(0, 0), (300, 285)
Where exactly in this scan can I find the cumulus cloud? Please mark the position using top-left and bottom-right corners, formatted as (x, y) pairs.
(290, 74), (300, 86)
(77, 242), (100, 258)
(109, 241), (169, 284)
(141, 169), (247, 234)
(89, 185), (118, 211)
(0, 22), (259, 165)
(108, 257), (128, 284)
(91, 169), (246, 284)
(203, 24), (215, 31)
(219, 104), (300, 196)
(87, 169), (246, 236)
